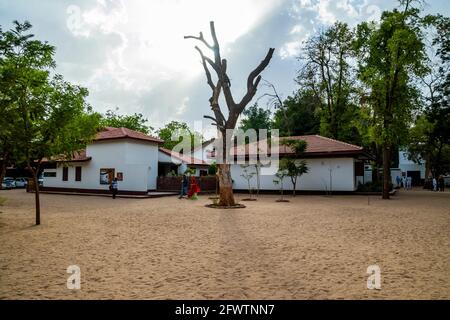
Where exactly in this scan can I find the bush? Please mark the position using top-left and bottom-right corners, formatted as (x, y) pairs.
(208, 162), (217, 176)
(357, 181), (393, 192)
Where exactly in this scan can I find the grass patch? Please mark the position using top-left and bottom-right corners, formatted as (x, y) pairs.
(0, 196), (6, 206)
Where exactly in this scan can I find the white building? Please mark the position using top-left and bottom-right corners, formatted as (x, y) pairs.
(210, 135), (371, 192)
(398, 150), (426, 184)
(42, 128), (371, 194)
(42, 127), (207, 195)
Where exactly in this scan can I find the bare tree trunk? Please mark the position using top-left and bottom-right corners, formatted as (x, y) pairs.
(218, 164), (235, 206)
(382, 146), (391, 199)
(185, 22), (274, 208)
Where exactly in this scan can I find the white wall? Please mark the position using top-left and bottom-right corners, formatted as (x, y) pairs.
(399, 150), (426, 179)
(43, 139), (159, 192)
(231, 158), (356, 191)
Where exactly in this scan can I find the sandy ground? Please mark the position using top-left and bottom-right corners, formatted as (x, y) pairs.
(0, 188), (449, 300)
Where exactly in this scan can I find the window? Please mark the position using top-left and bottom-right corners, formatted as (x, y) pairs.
(75, 166), (82, 181)
(43, 172), (56, 178)
(62, 167), (68, 181)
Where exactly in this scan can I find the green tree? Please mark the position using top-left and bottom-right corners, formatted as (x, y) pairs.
(408, 14), (450, 177)
(279, 139), (309, 196)
(299, 22), (358, 142)
(273, 169), (288, 201)
(157, 121), (203, 152)
(100, 108), (153, 134)
(354, 0), (427, 199)
(0, 21), (100, 225)
(240, 165), (256, 199)
(239, 103), (272, 140)
(273, 90), (321, 137)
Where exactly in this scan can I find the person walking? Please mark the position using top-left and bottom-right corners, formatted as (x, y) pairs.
(402, 176), (407, 190)
(438, 175), (445, 192)
(179, 174), (188, 199)
(396, 176), (401, 188)
(110, 177), (118, 199)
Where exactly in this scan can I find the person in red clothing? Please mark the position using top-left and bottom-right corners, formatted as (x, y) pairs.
(187, 176), (201, 199)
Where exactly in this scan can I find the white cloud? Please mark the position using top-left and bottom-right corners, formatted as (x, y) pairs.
(176, 97), (189, 116)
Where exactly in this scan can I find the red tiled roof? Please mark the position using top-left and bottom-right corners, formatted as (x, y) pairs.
(41, 150), (91, 163)
(96, 127), (163, 144)
(231, 135), (364, 157)
(159, 147), (209, 166)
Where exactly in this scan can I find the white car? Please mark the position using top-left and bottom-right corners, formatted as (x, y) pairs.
(15, 177), (28, 188)
(1, 177), (16, 189)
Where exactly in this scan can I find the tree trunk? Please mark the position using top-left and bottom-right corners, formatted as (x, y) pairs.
(32, 170), (41, 225)
(0, 161), (6, 190)
(218, 163), (235, 206)
(382, 146), (391, 199)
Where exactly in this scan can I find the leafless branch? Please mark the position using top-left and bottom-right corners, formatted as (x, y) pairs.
(184, 32), (213, 49)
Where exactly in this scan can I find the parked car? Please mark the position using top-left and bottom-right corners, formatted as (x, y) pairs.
(14, 177), (28, 188)
(1, 177), (16, 190)
(38, 175), (44, 187)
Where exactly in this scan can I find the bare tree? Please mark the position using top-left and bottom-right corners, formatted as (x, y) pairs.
(185, 21), (274, 206)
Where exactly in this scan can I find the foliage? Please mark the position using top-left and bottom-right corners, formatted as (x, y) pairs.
(0, 21), (101, 224)
(273, 169), (288, 200)
(100, 108), (153, 134)
(272, 90), (320, 137)
(239, 103), (272, 140)
(184, 167), (196, 176)
(157, 121), (203, 152)
(298, 22), (359, 142)
(208, 161), (217, 176)
(353, 1), (428, 198)
(279, 139), (309, 196)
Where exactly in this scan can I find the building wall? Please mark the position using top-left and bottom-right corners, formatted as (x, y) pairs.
(398, 150), (426, 179)
(43, 139), (159, 192)
(230, 157), (356, 191)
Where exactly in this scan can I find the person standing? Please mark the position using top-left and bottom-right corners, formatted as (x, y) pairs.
(402, 176), (407, 190)
(438, 175), (445, 192)
(432, 177), (438, 192)
(407, 176), (412, 190)
(179, 174), (188, 199)
(396, 176), (401, 188)
(110, 177), (118, 199)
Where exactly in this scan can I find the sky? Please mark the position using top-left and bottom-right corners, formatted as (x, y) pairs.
(1, 0), (449, 138)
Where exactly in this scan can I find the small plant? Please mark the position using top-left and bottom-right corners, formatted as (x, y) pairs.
(240, 165), (256, 201)
(184, 167), (196, 176)
(208, 162), (217, 176)
(273, 169), (289, 202)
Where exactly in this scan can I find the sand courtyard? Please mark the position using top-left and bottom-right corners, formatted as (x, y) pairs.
(0, 188), (449, 300)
